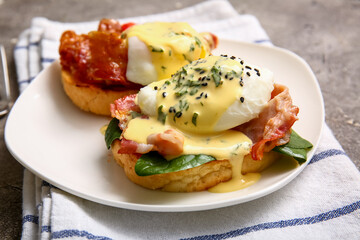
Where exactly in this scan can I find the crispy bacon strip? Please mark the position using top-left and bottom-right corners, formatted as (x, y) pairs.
(59, 19), (140, 89)
(236, 84), (299, 160)
(147, 129), (185, 156)
(117, 138), (153, 155)
(110, 94), (140, 130)
(98, 19), (123, 33)
(117, 139), (138, 154)
(200, 32), (218, 50)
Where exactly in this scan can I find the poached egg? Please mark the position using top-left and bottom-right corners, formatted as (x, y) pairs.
(124, 22), (212, 85)
(122, 55), (275, 192)
(137, 55), (274, 132)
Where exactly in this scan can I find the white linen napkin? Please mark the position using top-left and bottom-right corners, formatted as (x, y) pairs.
(14, 1), (360, 239)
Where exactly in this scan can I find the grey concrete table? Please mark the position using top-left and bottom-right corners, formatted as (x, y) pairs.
(0, 0), (359, 238)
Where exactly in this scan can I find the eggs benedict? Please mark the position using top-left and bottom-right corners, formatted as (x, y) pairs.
(59, 19), (217, 116)
(105, 55), (312, 192)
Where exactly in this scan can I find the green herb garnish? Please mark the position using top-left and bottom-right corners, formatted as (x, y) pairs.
(194, 36), (202, 47)
(189, 43), (195, 52)
(157, 105), (167, 124)
(211, 65), (221, 87)
(183, 54), (191, 63)
(150, 45), (164, 53)
(192, 112), (198, 126)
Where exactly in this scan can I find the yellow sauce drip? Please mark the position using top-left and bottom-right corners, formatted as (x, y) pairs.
(126, 22), (210, 80)
(99, 124), (108, 135)
(208, 155), (261, 193)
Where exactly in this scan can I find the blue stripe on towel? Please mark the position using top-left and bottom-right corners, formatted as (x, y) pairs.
(19, 77), (35, 85)
(14, 41), (40, 50)
(182, 200), (360, 240)
(254, 39), (271, 44)
(41, 57), (56, 63)
(309, 149), (346, 165)
(52, 230), (113, 240)
(22, 215), (39, 225)
(41, 225), (51, 233)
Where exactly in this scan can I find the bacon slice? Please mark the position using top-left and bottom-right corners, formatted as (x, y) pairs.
(110, 94), (141, 130)
(147, 129), (185, 156)
(59, 19), (141, 89)
(111, 94), (140, 115)
(117, 138), (153, 154)
(97, 18), (123, 33)
(236, 84), (299, 160)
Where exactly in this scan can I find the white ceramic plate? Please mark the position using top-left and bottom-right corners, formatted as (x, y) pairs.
(5, 39), (324, 212)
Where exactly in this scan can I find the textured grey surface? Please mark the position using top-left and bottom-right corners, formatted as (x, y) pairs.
(0, 0), (359, 238)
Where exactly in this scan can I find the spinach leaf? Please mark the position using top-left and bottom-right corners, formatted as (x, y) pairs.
(273, 130), (313, 164)
(105, 118), (122, 149)
(135, 152), (216, 176)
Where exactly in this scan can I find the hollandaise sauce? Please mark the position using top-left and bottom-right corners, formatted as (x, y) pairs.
(125, 22), (210, 81)
(148, 55), (245, 134)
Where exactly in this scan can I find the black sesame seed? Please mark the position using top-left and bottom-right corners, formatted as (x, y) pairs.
(198, 77), (202, 81)
(154, 86), (158, 90)
(205, 93), (208, 98)
(254, 68), (259, 72)
(240, 97), (245, 103)
(162, 92), (167, 98)
(257, 72), (261, 76)
(240, 60), (244, 64)
(175, 112), (182, 118)
(219, 71), (222, 76)
(225, 74), (228, 79)
(230, 56), (236, 60)
(229, 77), (234, 80)
(199, 70), (205, 74)
(202, 82), (208, 86)
(239, 80), (244, 87)
(245, 66), (252, 70)
(246, 72), (251, 77)
(169, 107), (175, 113)
(202, 76), (207, 81)
(206, 77), (211, 81)
(196, 92), (204, 100)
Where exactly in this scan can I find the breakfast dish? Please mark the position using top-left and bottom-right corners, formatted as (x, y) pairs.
(59, 19), (217, 115)
(5, 40), (323, 211)
(105, 55), (313, 192)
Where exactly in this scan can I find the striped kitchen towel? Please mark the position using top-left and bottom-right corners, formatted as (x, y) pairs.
(14, 1), (360, 239)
